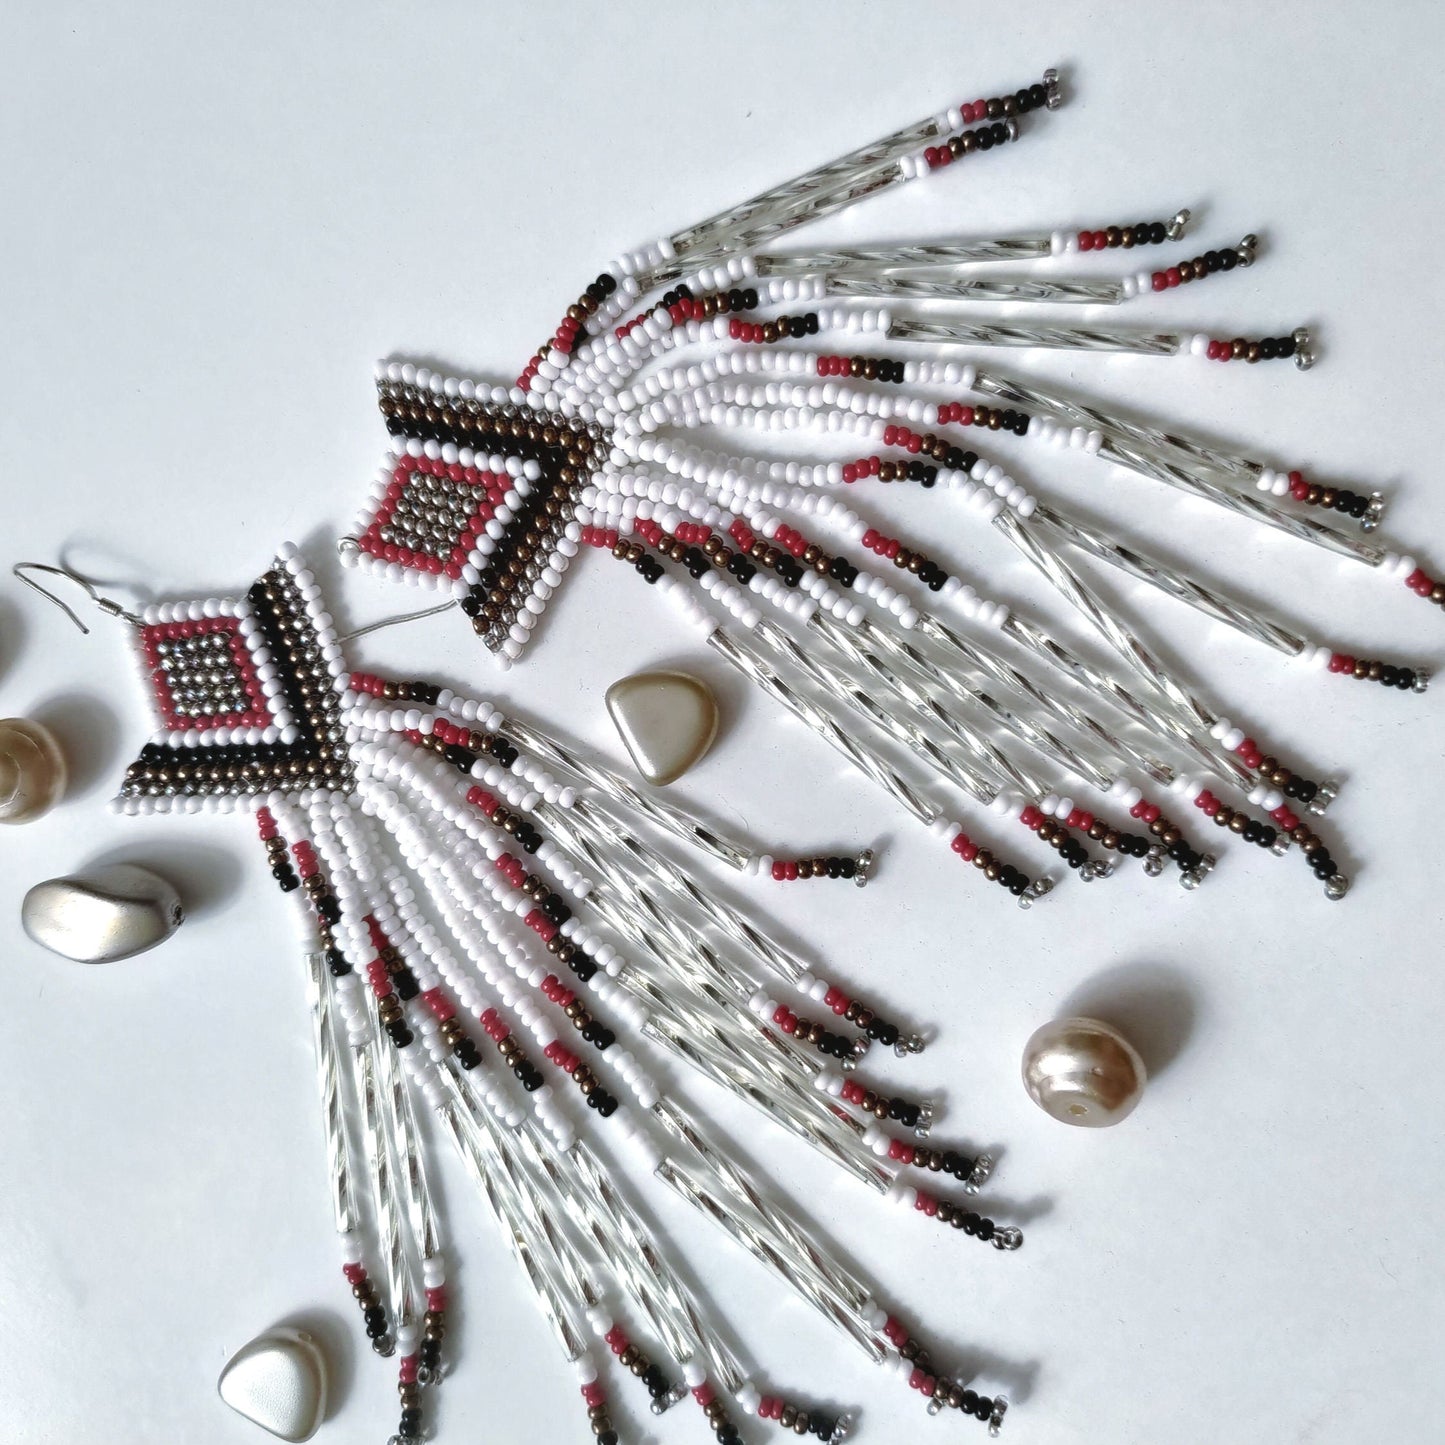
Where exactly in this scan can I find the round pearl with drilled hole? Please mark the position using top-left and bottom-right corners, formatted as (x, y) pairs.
(1021, 1016), (1146, 1127)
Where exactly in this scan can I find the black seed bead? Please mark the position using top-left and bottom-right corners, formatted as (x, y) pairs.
(978, 128), (994, 150)
(1147, 221), (1166, 244)
(400, 1409), (422, 1430)
(572, 956), (598, 983)
(990, 121), (1008, 143)
(597, 1434), (619, 1445)
(743, 287), (758, 309)
(877, 1021), (899, 1047)
(962, 1212), (980, 1235)
(443, 744), (478, 772)
(977, 1218), (996, 1241)
(394, 972), (420, 1001)
(1296, 779), (1318, 804)
(961, 1390), (980, 1412)
(839, 857), (856, 878)
(1220, 249), (1238, 271)
(974, 1397), (994, 1420)
(812, 1416), (836, 1440)
(1258, 827), (1277, 848)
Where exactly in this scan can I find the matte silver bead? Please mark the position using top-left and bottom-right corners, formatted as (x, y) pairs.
(605, 670), (719, 785)
(1021, 1016), (1146, 1127)
(22, 862), (184, 962)
(218, 1327), (329, 1441)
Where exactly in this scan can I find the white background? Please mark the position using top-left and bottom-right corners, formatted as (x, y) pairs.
(3, 5), (1443, 1444)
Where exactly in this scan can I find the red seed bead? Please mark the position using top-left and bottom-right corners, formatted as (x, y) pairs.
(1151, 271), (1168, 292)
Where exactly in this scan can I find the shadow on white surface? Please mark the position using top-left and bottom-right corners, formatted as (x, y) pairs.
(1060, 960), (1199, 1079)
(0, 593), (27, 685)
(88, 838), (244, 922)
(32, 690), (125, 804)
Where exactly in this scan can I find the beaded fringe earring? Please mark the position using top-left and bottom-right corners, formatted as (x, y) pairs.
(28, 549), (1023, 1442)
(341, 66), (1434, 905)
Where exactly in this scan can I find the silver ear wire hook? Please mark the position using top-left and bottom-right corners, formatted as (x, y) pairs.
(339, 598), (458, 644)
(11, 561), (142, 634)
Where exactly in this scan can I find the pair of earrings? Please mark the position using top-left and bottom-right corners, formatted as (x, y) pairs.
(18, 60), (1434, 1445)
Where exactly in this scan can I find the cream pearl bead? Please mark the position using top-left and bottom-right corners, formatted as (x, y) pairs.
(0, 718), (67, 823)
(1021, 1016), (1146, 1127)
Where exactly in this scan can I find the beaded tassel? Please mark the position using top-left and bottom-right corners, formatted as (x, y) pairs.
(102, 542), (1024, 1436)
(340, 69), (1435, 899)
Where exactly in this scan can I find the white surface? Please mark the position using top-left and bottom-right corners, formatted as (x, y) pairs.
(2, 6), (1443, 1444)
